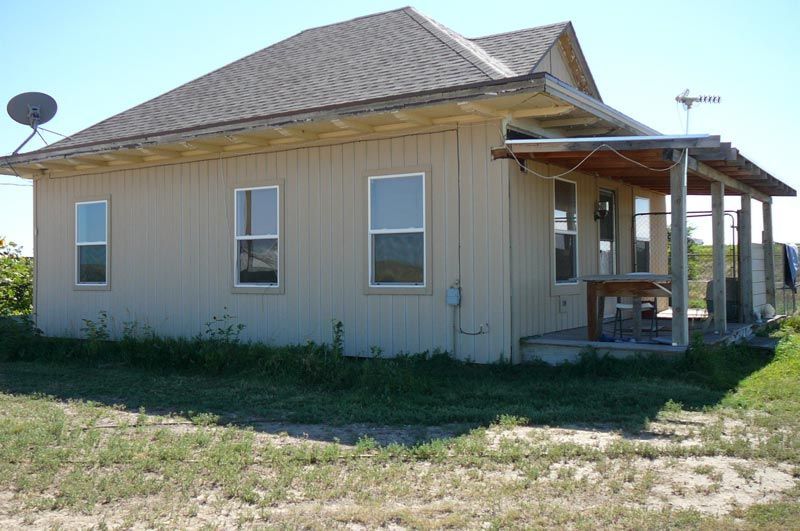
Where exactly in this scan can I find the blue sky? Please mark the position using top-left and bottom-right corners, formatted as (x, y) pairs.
(2, 0), (799, 254)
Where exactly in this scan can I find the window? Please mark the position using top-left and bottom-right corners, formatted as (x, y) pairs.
(554, 179), (577, 284)
(634, 196), (651, 272)
(235, 186), (279, 286)
(598, 189), (616, 275)
(368, 173), (425, 286)
(75, 200), (108, 285)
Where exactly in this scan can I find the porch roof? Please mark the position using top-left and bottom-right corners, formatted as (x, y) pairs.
(492, 134), (796, 202)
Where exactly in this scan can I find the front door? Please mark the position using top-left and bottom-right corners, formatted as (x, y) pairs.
(598, 189), (617, 318)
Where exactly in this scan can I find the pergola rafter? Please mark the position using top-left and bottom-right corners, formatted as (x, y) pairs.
(494, 134), (795, 346)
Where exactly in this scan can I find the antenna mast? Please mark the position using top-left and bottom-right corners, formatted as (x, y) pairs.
(675, 89), (721, 134)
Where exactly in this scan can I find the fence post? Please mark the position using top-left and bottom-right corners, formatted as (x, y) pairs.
(711, 182), (727, 333)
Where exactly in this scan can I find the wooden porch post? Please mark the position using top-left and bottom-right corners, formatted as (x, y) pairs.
(670, 152), (690, 346)
(762, 201), (776, 308)
(711, 181), (727, 333)
(738, 195), (753, 323)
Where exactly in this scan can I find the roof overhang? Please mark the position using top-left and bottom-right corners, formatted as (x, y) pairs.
(492, 134), (796, 202)
(0, 73), (658, 179)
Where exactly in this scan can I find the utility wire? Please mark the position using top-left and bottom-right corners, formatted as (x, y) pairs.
(505, 141), (686, 180)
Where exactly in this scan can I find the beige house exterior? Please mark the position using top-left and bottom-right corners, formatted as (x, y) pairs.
(4, 8), (794, 362)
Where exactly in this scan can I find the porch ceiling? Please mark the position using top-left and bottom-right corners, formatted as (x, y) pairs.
(492, 134), (796, 201)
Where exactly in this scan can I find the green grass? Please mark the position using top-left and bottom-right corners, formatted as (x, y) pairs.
(0, 319), (799, 527)
(0, 315), (776, 429)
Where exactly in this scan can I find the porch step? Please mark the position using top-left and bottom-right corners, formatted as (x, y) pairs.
(520, 336), (686, 365)
(745, 335), (779, 353)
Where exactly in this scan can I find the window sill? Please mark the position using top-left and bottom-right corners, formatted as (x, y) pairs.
(73, 283), (111, 292)
(550, 281), (582, 297)
(364, 284), (432, 296)
(232, 285), (285, 295)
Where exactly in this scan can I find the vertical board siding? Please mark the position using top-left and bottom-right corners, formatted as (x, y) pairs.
(35, 126), (512, 362)
(509, 161), (669, 359)
(751, 243), (767, 314)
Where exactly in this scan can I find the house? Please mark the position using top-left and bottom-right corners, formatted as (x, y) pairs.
(2, 7), (794, 363)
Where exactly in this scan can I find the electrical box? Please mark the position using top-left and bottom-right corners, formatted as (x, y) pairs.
(446, 286), (461, 306)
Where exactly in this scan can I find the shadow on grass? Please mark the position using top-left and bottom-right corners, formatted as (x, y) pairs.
(0, 334), (776, 445)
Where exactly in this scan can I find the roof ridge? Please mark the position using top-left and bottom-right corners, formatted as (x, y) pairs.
(402, 7), (516, 79)
(470, 21), (570, 41)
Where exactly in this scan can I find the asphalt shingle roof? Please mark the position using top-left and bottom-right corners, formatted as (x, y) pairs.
(471, 22), (569, 75)
(49, 7), (571, 150)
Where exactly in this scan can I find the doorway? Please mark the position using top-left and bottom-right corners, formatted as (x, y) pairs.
(598, 189), (617, 275)
(599, 189), (617, 319)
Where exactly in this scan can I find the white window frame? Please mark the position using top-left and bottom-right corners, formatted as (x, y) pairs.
(598, 188), (618, 275)
(75, 200), (109, 286)
(368, 172), (426, 288)
(553, 177), (579, 286)
(233, 185), (280, 288)
(634, 195), (652, 273)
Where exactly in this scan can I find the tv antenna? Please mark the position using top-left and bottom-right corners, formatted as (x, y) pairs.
(675, 89), (720, 134)
(7, 92), (58, 155)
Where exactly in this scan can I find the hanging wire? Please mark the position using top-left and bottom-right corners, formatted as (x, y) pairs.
(0, 182), (33, 187)
(504, 140), (686, 180)
(2, 160), (22, 179)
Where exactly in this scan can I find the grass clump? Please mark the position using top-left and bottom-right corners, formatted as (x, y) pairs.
(0, 310), (784, 428)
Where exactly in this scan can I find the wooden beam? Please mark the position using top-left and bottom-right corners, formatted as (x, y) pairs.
(711, 181), (727, 333)
(559, 127), (615, 138)
(71, 157), (103, 168)
(538, 116), (599, 128)
(330, 118), (373, 134)
(739, 196), (753, 323)
(44, 159), (83, 170)
(689, 144), (737, 161)
(670, 157), (690, 346)
(508, 135), (721, 154)
(390, 110), (432, 126)
(509, 105), (575, 119)
(135, 146), (183, 159)
(762, 201), (776, 309)
(98, 152), (144, 164)
(182, 141), (226, 153)
(456, 101), (501, 118)
(223, 134), (272, 147)
(666, 150), (772, 204)
(273, 127), (318, 142)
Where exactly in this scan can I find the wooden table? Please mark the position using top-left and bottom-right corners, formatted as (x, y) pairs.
(580, 274), (672, 341)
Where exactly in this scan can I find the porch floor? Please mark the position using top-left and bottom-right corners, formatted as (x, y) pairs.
(520, 315), (781, 365)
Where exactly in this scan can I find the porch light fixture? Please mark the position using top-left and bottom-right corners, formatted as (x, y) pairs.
(594, 201), (609, 221)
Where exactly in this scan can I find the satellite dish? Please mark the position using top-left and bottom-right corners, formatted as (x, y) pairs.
(7, 92), (57, 127)
(6, 92), (58, 155)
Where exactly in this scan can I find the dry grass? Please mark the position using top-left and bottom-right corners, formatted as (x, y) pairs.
(1, 321), (799, 528)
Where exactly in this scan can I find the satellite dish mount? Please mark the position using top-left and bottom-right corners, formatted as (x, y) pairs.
(7, 92), (58, 155)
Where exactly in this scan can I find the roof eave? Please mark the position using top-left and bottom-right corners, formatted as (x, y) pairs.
(2, 75), (551, 172)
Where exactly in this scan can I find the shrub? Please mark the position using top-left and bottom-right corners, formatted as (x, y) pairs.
(0, 238), (33, 316)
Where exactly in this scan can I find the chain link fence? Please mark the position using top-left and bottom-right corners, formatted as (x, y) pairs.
(633, 211), (738, 314)
(633, 210), (798, 318)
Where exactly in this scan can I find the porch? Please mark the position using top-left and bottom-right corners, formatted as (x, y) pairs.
(493, 134), (796, 363)
(520, 316), (772, 365)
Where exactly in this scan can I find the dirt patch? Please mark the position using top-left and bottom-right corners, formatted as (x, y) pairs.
(245, 420), (467, 447)
(643, 456), (796, 515)
(485, 410), (768, 451)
